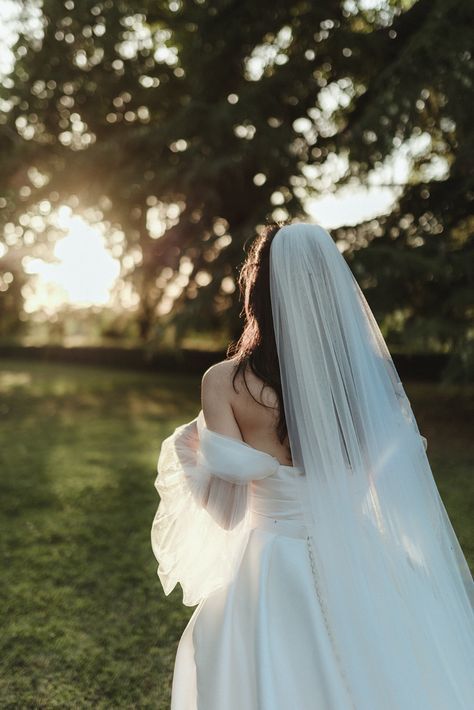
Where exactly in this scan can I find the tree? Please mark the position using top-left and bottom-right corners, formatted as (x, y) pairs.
(329, 0), (474, 379)
(1, 0), (472, 375)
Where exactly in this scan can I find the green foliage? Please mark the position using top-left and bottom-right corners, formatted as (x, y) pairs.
(328, 0), (474, 372)
(0, 0), (472, 370)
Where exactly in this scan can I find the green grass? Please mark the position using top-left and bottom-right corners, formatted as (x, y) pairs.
(0, 360), (199, 709)
(0, 360), (472, 708)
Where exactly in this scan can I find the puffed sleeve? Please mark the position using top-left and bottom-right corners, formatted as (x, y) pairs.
(151, 411), (279, 606)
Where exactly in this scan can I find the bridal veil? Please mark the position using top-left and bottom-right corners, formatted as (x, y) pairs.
(269, 222), (474, 709)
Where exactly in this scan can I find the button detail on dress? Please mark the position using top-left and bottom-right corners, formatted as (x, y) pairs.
(305, 534), (357, 710)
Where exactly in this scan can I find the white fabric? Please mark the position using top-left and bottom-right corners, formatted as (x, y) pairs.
(151, 410), (279, 606)
(174, 467), (355, 710)
(268, 223), (474, 709)
(151, 222), (474, 709)
(153, 417), (352, 710)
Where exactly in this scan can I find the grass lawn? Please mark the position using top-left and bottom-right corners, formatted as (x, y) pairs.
(0, 359), (473, 708)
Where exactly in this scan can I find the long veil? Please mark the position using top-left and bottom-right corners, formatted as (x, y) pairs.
(269, 223), (474, 709)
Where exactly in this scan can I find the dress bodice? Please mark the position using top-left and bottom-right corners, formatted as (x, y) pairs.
(197, 408), (309, 526)
(250, 465), (306, 521)
(152, 410), (309, 606)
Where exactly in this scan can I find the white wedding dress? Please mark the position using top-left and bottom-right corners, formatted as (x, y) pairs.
(167, 418), (349, 710)
(152, 409), (423, 710)
(154, 411), (345, 710)
(152, 223), (474, 709)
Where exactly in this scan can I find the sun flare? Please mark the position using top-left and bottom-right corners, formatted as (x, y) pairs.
(24, 210), (120, 313)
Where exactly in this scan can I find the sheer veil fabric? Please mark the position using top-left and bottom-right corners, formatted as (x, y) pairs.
(268, 223), (474, 709)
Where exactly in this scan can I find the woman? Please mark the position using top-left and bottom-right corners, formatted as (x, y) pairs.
(151, 222), (474, 710)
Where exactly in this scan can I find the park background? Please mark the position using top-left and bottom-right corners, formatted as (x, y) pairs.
(0, 0), (473, 707)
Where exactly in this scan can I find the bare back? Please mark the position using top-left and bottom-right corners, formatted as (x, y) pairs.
(228, 360), (293, 466)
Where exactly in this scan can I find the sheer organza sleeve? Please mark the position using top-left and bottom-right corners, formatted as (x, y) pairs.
(151, 411), (279, 606)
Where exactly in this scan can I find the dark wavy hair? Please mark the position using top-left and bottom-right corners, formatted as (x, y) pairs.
(226, 221), (290, 444)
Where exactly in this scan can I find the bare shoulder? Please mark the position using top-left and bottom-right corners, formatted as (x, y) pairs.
(202, 358), (238, 389)
(200, 359), (242, 439)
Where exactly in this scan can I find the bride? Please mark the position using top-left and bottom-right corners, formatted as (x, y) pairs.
(151, 222), (474, 709)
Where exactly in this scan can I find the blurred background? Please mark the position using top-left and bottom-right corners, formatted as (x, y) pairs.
(0, 0), (472, 708)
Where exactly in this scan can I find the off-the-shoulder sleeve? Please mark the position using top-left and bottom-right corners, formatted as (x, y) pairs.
(151, 413), (278, 606)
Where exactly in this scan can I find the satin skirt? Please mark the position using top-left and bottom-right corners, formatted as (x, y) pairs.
(170, 465), (349, 710)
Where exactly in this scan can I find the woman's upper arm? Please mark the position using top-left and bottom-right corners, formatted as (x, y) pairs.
(201, 362), (243, 440)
